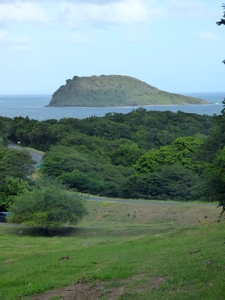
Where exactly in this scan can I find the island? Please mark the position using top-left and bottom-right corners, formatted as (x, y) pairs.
(47, 75), (210, 107)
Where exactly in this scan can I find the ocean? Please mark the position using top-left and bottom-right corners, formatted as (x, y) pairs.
(0, 92), (224, 121)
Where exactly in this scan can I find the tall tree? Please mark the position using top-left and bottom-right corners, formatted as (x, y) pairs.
(0, 147), (35, 211)
(202, 102), (225, 215)
(217, 4), (225, 63)
(0, 148), (35, 183)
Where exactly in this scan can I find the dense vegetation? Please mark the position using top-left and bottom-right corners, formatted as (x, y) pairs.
(48, 75), (209, 107)
(0, 141), (35, 211)
(9, 178), (87, 231)
(0, 108), (219, 208)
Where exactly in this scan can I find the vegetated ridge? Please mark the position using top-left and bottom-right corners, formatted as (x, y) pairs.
(47, 75), (210, 107)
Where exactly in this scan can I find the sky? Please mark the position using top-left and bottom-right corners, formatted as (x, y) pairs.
(0, 0), (224, 94)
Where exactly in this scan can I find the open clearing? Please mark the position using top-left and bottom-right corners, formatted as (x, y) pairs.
(1, 199), (225, 300)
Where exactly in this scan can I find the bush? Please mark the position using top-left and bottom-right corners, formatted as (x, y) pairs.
(9, 178), (87, 231)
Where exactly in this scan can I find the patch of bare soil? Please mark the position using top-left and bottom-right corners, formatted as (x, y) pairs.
(134, 276), (165, 293)
(31, 281), (123, 300)
(31, 275), (165, 300)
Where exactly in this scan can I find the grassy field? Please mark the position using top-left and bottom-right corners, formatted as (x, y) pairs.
(1, 199), (225, 300)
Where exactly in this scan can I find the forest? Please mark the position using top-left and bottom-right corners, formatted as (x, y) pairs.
(2, 105), (225, 214)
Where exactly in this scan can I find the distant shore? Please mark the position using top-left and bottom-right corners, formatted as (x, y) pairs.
(46, 102), (212, 108)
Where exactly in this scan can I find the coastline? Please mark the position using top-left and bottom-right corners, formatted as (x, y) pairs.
(0, 94), (222, 120)
(46, 102), (212, 109)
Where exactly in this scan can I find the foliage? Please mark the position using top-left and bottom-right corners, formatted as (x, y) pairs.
(48, 75), (209, 107)
(217, 3), (225, 63)
(122, 165), (202, 201)
(109, 143), (145, 167)
(201, 101), (225, 213)
(9, 116), (38, 146)
(58, 170), (105, 194)
(0, 110), (215, 201)
(0, 177), (30, 211)
(9, 178), (87, 231)
(0, 146), (35, 210)
(6, 109), (214, 152)
(134, 136), (203, 174)
(42, 146), (133, 198)
(0, 147), (35, 183)
(0, 116), (13, 145)
(203, 147), (225, 205)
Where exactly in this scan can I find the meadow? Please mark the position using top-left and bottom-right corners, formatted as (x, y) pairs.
(1, 198), (225, 300)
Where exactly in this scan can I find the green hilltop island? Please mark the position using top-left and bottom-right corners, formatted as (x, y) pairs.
(47, 75), (210, 107)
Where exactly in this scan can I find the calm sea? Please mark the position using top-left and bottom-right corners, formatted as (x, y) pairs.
(0, 92), (224, 121)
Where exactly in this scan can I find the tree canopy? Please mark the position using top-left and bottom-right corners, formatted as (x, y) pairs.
(9, 178), (87, 231)
(0, 146), (35, 211)
(216, 4), (225, 26)
(0, 108), (216, 203)
(217, 4), (225, 63)
(200, 101), (225, 214)
(134, 136), (203, 174)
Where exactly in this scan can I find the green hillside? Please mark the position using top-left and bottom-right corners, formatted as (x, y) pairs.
(47, 75), (209, 107)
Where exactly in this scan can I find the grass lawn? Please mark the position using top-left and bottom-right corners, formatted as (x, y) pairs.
(1, 199), (225, 300)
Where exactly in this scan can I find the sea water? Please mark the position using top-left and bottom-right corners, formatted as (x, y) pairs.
(0, 92), (224, 121)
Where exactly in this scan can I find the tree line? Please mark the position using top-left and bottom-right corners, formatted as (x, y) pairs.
(1, 103), (225, 227)
(0, 108), (216, 202)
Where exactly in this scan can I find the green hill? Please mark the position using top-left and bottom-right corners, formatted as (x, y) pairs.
(47, 75), (210, 107)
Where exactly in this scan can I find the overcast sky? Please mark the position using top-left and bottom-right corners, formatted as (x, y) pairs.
(0, 0), (224, 94)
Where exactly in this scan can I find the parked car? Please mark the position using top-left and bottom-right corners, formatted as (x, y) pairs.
(0, 212), (12, 222)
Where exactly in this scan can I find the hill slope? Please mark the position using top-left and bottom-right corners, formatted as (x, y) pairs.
(47, 75), (209, 107)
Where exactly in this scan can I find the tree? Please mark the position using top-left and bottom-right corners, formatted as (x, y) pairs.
(134, 136), (203, 174)
(201, 101), (225, 215)
(0, 147), (35, 210)
(122, 165), (202, 201)
(9, 116), (38, 146)
(217, 4), (225, 63)
(0, 177), (30, 211)
(58, 170), (105, 194)
(200, 101), (225, 164)
(109, 143), (144, 167)
(0, 148), (35, 184)
(9, 178), (87, 231)
(0, 117), (13, 145)
(203, 146), (225, 213)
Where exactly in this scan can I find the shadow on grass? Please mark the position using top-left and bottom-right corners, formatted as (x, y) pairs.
(1, 224), (78, 237)
(1, 223), (198, 238)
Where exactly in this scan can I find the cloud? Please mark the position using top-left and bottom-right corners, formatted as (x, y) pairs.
(164, 0), (216, 18)
(0, 0), (217, 26)
(0, 1), (49, 24)
(0, 0), (214, 30)
(58, 0), (149, 27)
